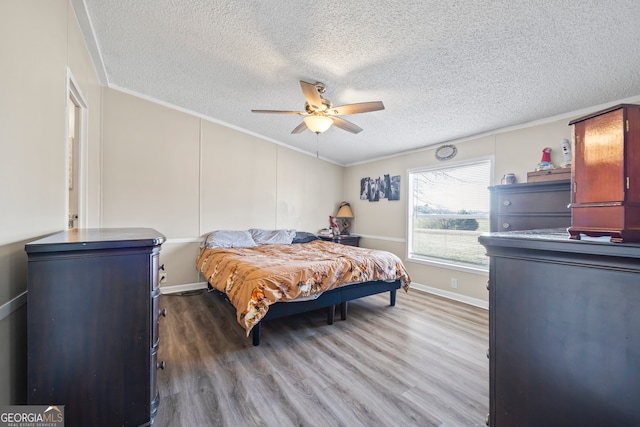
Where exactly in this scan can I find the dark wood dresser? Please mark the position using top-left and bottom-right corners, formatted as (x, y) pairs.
(25, 228), (166, 427)
(489, 180), (571, 232)
(479, 229), (640, 426)
(317, 234), (360, 247)
(568, 103), (640, 242)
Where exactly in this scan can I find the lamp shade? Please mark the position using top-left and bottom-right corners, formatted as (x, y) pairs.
(304, 115), (333, 133)
(336, 202), (354, 218)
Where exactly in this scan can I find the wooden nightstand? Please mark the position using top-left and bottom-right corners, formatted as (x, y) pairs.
(317, 234), (360, 247)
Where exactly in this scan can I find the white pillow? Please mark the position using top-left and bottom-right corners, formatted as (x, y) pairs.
(203, 230), (257, 249)
(249, 228), (296, 245)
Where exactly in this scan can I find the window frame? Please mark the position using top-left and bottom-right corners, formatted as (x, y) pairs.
(406, 156), (493, 275)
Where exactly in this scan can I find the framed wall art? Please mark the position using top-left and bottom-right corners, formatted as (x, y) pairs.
(360, 175), (400, 202)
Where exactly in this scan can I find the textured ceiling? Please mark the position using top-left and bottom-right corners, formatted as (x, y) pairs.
(74, 0), (640, 165)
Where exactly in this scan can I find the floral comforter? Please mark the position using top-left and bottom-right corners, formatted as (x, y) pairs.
(196, 240), (411, 335)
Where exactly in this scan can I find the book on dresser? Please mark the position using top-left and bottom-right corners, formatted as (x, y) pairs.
(25, 228), (166, 427)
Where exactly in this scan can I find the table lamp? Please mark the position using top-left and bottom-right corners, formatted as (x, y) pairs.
(336, 202), (354, 235)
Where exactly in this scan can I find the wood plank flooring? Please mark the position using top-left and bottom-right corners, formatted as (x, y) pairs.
(154, 288), (489, 427)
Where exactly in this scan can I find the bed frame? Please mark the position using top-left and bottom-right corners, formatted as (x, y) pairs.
(210, 279), (402, 346)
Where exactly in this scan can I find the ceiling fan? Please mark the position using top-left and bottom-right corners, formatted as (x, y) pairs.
(251, 80), (385, 134)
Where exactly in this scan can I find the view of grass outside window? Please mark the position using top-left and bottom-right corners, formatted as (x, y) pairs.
(408, 159), (491, 271)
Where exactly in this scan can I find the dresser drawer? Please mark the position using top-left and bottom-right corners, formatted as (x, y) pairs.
(150, 345), (160, 419)
(317, 235), (360, 247)
(152, 253), (160, 290)
(490, 181), (572, 232)
(495, 214), (571, 231)
(151, 291), (160, 348)
(496, 190), (570, 214)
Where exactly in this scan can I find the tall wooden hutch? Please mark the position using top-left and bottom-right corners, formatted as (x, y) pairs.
(568, 103), (640, 242)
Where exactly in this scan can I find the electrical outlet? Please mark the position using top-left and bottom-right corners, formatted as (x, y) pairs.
(159, 272), (167, 284)
(450, 278), (458, 289)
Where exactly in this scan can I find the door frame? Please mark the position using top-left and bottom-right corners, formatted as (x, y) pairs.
(66, 68), (89, 228)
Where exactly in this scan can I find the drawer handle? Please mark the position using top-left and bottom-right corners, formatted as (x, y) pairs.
(159, 308), (167, 317)
(502, 222), (511, 229)
(502, 200), (511, 206)
(486, 349), (490, 359)
(157, 361), (166, 370)
(486, 280), (490, 291)
(486, 413), (490, 426)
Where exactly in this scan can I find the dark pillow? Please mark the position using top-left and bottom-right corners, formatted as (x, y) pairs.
(292, 231), (319, 244)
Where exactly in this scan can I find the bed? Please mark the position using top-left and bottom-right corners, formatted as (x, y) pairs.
(196, 229), (411, 345)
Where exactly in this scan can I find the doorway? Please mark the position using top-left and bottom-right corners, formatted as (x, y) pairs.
(66, 71), (87, 229)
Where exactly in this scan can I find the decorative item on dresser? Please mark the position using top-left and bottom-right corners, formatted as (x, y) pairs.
(479, 229), (640, 426)
(500, 173), (517, 185)
(560, 138), (572, 168)
(317, 234), (360, 247)
(488, 180), (571, 232)
(25, 228), (166, 427)
(329, 215), (339, 236)
(534, 147), (555, 171)
(568, 103), (640, 242)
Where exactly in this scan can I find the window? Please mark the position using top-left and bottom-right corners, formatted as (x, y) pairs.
(408, 158), (491, 272)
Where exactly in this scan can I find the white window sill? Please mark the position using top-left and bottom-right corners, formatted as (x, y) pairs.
(407, 255), (488, 275)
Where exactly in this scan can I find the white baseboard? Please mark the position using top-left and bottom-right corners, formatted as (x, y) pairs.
(0, 291), (27, 321)
(410, 282), (488, 310)
(160, 282), (208, 295)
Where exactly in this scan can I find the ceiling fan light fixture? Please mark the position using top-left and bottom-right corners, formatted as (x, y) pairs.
(304, 115), (333, 133)
(253, 80), (383, 135)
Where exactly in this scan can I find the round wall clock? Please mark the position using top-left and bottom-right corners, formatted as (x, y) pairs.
(435, 144), (457, 161)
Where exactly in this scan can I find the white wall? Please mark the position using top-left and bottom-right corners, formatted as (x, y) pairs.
(0, 0), (102, 403)
(100, 88), (344, 287)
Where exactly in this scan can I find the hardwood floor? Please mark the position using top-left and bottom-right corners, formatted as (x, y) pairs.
(154, 288), (489, 427)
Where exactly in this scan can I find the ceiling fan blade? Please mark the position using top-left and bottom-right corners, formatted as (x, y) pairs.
(291, 122), (308, 134)
(331, 116), (363, 134)
(299, 81), (323, 111)
(328, 101), (385, 116)
(251, 109), (306, 115)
